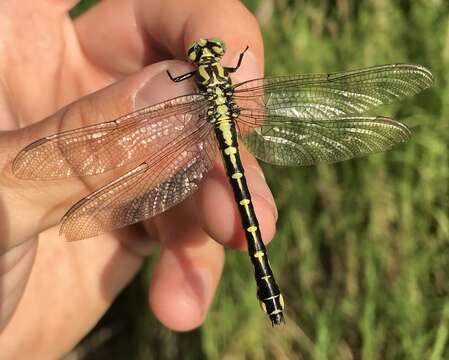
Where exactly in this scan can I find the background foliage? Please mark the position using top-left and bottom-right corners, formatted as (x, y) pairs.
(71, 0), (449, 359)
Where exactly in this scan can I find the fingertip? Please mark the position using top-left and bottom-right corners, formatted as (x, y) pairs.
(149, 252), (209, 331)
(230, 49), (264, 86)
(148, 230), (224, 331)
(135, 0), (264, 69)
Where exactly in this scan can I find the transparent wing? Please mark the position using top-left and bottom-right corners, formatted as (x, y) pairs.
(61, 121), (217, 241)
(234, 64), (433, 119)
(13, 94), (206, 179)
(237, 112), (411, 166)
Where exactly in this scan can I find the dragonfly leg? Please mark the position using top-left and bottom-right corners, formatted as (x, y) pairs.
(225, 46), (249, 73)
(166, 70), (196, 82)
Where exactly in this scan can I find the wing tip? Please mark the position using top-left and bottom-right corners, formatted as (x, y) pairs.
(12, 137), (67, 180)
(59, 216), (75, 241)
(12, 153), (28, 179)
(374, 116), (412, 141)
(59, 217), (97, 242)
(12, 139), (47, 179)
(395, 63), (434, 87)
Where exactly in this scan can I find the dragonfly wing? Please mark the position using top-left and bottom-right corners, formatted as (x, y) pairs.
(233, 64), (433, 119)
(61, 122), (217, 241)
(13, 94), (206, 179)
(237, 112), (411, 166)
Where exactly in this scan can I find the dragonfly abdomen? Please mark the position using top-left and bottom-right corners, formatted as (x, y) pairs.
(214, 118), (285, 326)
(194, 42), (286, 324)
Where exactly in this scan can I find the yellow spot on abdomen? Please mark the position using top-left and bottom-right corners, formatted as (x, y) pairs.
(216, 63), (225, 78)
(218, 121), (234, 146)
(247, 225), (258, 233)
(254, 250), (264, 258)
(232, 172), (243, 179)
(224, 146), (237, 155)
(270, 309), (282, 315)
(239, 199), (250, 206)
(198, 66), (210, 83)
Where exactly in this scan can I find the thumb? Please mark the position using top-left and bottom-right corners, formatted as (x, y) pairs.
(0, 60), (194, 250)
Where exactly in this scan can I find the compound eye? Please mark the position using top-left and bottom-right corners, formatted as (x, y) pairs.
(217, 39), (226, 52)
(210, 37), (223, 46)
(208, 38), (226, 54)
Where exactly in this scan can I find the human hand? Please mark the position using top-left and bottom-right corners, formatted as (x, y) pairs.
(0, 0), (277, 357)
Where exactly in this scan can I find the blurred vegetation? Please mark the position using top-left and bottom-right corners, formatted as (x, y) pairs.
(69, 0), (100, 18)
(72, 0), (449, 359)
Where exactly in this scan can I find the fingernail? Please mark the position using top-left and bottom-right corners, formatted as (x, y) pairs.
(231, 50), (263, 83)
(245, 166), (278, 220)
(134, 62), (195, 110)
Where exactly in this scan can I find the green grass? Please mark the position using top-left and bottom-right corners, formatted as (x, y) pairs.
(76, 1), (449, 359)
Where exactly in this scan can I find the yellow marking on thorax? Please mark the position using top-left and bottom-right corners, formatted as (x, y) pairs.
(198, 65), (210, 84)
(211, 72), (221, 86)
(215, 62), (226, 78)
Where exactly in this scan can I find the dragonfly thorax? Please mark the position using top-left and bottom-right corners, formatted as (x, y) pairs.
(193, 51), (240, 124)
(204, 84), (240, 124)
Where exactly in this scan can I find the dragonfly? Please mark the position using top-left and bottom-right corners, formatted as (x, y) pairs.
(12, 38), (433, 326)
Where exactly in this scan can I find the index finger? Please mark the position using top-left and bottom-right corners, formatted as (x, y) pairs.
(74, 0), (264, 79)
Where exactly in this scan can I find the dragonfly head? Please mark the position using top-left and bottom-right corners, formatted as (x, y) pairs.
(187, 38), (226, 63)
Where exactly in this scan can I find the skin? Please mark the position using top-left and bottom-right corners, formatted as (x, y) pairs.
(0, 0), (277, 357)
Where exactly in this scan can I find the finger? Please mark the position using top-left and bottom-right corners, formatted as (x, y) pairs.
(74, 0), (264, 77)
(0, 59), (195, 250)
(149, 199), (224, 331)
(73, 0), (149, 75)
